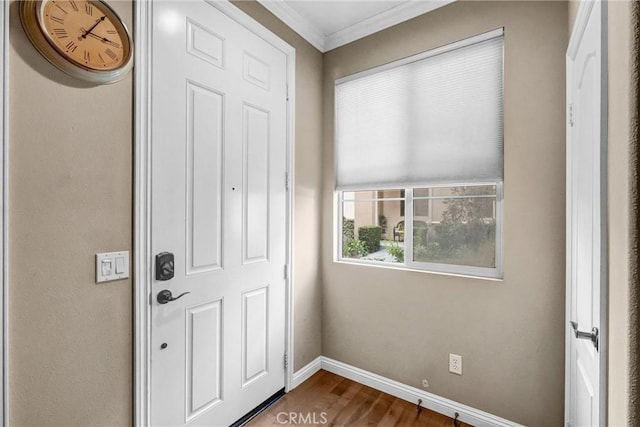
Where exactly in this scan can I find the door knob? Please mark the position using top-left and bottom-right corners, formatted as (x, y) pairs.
(570, 321), (599, 351)
(157, 289), (191, 305)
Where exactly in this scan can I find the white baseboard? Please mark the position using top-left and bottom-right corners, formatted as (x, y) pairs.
(290, 356), (523, 427)
(290, 356), (322, 390)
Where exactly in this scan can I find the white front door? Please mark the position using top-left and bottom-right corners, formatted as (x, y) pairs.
(566, 1), (606, 426)
(150, 1), (289, 425)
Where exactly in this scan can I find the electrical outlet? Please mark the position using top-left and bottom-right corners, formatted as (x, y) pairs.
(422, 379), (429, 388)
(449, 353), (462, 375)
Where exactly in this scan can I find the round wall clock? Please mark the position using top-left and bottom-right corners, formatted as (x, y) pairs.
(20, 0), (134, 84)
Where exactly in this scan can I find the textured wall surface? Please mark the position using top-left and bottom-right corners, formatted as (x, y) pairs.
(630, 4), (640, 423)
(322, 2), (568, 425)
(607, 1), (635, 425)
(8, 1), (133, 425)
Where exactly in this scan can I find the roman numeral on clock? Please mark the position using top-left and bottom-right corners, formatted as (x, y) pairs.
(66, 41), (78, 52)
(53, 28), (67, 38)
(84, 50), (91, 62)
(104, 48), (117, 60)
(69, 0), (78, 11)
(50, 16), (64, 25)
(85, 2), (93, 16)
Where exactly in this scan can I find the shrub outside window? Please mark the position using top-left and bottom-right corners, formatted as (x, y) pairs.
(338, 184), (502, 277)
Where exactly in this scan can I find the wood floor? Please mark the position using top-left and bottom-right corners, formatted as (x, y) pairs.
(247, 370), (472, 426)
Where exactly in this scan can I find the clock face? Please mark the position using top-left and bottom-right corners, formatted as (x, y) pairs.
(40, 0), (130, 71)
(19, 0), (133, 83)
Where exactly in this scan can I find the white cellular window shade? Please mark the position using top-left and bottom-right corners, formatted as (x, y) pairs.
(335, 29), (504, 191)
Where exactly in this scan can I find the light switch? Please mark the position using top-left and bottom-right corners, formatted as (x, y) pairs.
(102, 259), (112, 276)
(96, 251), (129, 283)
(115, 256), (125, 274)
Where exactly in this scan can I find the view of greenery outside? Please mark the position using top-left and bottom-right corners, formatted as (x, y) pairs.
(341, 193), (405, 263)
(341, 186), (497, 269)
(342, 217), (369, 258)
(412, 185), (497, 268)
(388, 241), (404, 262)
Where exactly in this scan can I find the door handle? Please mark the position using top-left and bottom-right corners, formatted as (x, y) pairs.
(157, 289), (191, 305)
(570, 321), (599, 351)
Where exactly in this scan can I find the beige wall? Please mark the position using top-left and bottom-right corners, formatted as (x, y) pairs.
(606, 2), (633, 425)
(8, 1), (322, 425)
(9, 1), (133, 425)
(322, 2), (567, 425)
(568, 1), (580, 35)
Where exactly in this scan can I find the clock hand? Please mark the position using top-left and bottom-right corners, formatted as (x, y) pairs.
(81, 15), (105, 39)
(85, 32), (121, 48)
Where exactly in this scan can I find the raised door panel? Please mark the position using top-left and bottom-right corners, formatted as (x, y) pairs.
(575, 357), (594, 427)
(241, 286), (269, 386)
(187, 18), (225, 69)
(243, 51), (271, 91)
(186, 300), (223, 422)
(186, 82), (224, 274)
(242, 104), (270, 263)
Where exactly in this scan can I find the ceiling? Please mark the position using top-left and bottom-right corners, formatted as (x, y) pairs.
(257, 0), (455, 52)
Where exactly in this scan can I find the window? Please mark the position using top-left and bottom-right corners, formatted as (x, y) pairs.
(335, 29), (504, 278)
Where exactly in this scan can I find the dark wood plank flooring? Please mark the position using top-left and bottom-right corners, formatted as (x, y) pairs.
(247, 370), (472, 426)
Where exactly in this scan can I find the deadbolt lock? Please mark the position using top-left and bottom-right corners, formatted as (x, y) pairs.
(155, 252), (174, 281)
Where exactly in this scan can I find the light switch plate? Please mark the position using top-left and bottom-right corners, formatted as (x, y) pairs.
(96, 251), (129, 283)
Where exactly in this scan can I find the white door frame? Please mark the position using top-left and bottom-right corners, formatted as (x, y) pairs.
(133, 1), (296, 425)
(565, 1), (608, 425)
(1, 1), (8, 425)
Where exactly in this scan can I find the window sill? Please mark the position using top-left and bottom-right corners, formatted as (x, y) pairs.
(334, 258), (504, 282)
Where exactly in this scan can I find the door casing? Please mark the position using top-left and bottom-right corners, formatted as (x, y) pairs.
(133, 1), (296, 425)
(565, 1), (608, 425)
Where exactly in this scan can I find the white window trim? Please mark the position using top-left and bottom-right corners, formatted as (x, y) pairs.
(335, 183), (503, 279)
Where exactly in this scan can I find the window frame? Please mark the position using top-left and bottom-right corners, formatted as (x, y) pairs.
(335, 182), (503, 279)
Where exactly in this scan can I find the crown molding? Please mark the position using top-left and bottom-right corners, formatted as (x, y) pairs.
(257, 0), (454, 53)
(324, 0), (455, 51)
(258, 1), (326, 51)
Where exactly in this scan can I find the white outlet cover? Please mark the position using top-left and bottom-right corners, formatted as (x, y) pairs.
(422, 379), (429, 388)
(449, 353), (462, 375)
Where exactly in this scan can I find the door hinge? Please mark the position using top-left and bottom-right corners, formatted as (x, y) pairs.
(569, 103), (574, 127)
(285, 172), (289, 191)
(284, 264), (288, 280)
(286, 84), (289, 102)
(284, 353), (289, 369)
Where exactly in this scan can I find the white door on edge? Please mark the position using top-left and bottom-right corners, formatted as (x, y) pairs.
(566, 1), (605, 426)
(150, 1), (288, 425)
